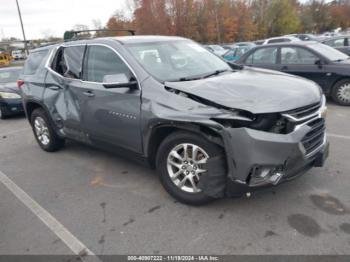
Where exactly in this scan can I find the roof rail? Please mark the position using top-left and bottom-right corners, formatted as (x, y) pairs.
(63, 29), (136, 41)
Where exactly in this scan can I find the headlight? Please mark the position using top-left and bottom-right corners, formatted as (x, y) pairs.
(0, 92), (21, 99)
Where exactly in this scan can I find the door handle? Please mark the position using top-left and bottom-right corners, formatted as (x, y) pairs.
(281, 66), (288, 71)
(47, 85), (61, 90)
(83, 91), (95, 97)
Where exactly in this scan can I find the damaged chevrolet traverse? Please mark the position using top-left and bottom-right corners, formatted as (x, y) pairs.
(21, 35), (329, 205)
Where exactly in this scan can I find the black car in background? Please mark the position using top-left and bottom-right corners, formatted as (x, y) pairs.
(238, 41), (350, 105)
(322, 35), (350, 56)
(0, 67), (24, 119)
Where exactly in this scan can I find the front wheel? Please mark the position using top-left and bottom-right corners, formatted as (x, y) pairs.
(331, 79), (350, 106)
(30, 108), (65, 152)
(156, 131), (223, 205)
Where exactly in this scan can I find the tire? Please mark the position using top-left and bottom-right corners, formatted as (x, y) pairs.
(331, 79), (350, 106)
(0, 107), (7, 120)
(156, 131), (223, 205)
(30, 108), (65, 152)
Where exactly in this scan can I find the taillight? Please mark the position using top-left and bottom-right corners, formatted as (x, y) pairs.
(17, 79), (24, 88)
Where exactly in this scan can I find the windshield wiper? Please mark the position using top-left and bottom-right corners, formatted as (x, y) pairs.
(169, 69), (232, 82)
(201, 69), (232, 79)
(177, 76), (203, 82)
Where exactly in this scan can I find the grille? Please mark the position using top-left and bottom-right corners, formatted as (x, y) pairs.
(301, 118), (325, 156)
(283, 101), (321, 121)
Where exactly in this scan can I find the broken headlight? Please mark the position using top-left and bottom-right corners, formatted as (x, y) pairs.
(213, 112), (288, 133)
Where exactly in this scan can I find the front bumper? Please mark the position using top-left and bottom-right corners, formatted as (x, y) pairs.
(220, 122), (329, 197)
(0, 99), (24, 116)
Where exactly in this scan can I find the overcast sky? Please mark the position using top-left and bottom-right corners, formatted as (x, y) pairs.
(0, 0), (130, 40)
(0, 0), (321, 41)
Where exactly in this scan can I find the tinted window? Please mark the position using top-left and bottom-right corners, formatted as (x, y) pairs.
(24, 51), (48, 75)
(84, 45), (131, 82)
(281, 47), (318, 64)
(246, 47), (277, 64)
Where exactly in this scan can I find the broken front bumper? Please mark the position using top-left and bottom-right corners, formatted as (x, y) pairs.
(219, 121), (329, 197)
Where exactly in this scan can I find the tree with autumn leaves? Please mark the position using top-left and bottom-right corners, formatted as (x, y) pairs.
(104, 0), (350, 43)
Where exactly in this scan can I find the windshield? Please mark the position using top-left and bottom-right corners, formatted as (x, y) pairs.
(0, 69), (21, 83)
(126, 40), (231, 82)
(309, 43), (349, 61)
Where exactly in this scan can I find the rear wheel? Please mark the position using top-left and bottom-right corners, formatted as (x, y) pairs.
(30, 108), (65, 152)
(156, 131), (222, 205)
(332, 79), (350, 106)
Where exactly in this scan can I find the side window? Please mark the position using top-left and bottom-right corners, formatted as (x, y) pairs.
(50, 46), (85, 79)
(24, 50), (48, 75)
(84, 45), (132, 83)
(245, 47), (277, 64)
(324, 38), (345, 47)
(64, 46), (85, 79)
(281, 47), (318, 64)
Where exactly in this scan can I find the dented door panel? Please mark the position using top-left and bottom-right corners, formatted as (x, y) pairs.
(43, 72), (86, 141)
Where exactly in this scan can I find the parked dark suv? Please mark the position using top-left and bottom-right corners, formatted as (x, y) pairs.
(21, 35), (329, 205)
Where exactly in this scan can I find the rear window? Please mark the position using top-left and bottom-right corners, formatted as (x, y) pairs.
(24, 50), (48, 75)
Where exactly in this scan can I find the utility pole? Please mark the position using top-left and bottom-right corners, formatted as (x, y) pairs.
(15, 0), (28, 55)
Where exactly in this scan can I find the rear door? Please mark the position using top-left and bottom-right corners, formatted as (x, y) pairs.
(241, 46), (280, 71)
(80, 44), (142, 153)
(22, 49), (50, 102)
(279, 46), (327, 88)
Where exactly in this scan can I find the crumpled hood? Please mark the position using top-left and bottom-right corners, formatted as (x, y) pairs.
(165, 67), (322, 114)
(0, 82), (20, 95)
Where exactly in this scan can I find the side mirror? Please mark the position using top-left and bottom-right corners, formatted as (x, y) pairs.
(227, 61), (244, 70)
(315, 59), (324, 68)
(102, 74), (137, 89)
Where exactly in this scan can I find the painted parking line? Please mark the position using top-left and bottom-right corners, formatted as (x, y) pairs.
(328, 133), (350, 140)
(0, 170), (101, 262)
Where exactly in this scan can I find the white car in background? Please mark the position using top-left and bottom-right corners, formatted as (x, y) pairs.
(262, 36), (301, 45)
(11, 50), (26, 60)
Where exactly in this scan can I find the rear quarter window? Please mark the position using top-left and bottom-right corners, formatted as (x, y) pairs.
(24, 50), (48, 75)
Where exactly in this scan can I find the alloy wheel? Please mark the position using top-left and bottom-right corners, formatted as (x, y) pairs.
(337, 83), (350, 104)
(34, 116), (50, 145)
(167, 143), (209, 193)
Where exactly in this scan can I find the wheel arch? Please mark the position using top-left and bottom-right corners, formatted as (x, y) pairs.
(145, 122), (224, 168)
(25, 100), (46, 122)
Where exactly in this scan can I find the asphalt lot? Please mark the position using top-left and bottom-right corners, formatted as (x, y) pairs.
(0, 102), (350, 256)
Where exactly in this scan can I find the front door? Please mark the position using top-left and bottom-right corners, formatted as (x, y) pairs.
(80, 45), (142, 153)
(279, 46), (327, 89)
